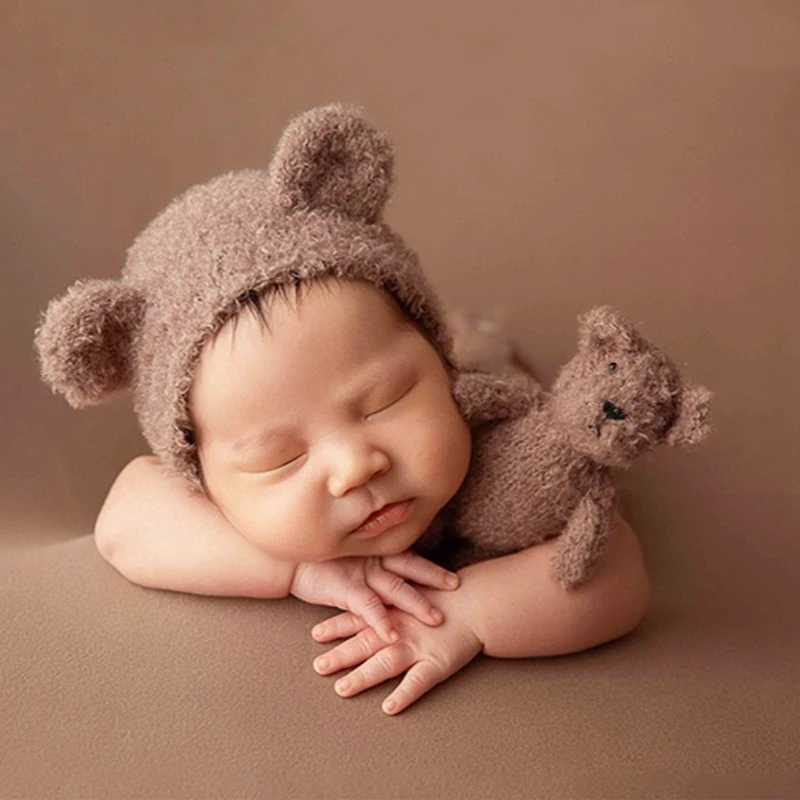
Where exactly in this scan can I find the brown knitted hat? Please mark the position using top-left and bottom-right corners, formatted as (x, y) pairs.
(35, 104), (453, 491)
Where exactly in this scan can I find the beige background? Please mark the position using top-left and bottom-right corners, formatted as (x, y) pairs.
(2, 2), (799, 798)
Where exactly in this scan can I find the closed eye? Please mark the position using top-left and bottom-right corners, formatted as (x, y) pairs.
(364, 381), (416, 420)
(265, 451), (308, 473)
(237, 450), (307, 476)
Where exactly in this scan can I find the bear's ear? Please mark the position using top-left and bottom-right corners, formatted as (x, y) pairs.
(266, 103), (394, 224)
(578, 306), (642, 354)
(666, 384), (713, 448)
(34, 279), (145, 408)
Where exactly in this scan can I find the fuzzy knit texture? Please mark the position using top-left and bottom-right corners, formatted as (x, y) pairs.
(427, 306), (713, 587)
(34, 104), (711, 588)
(34, 104), (464, 491)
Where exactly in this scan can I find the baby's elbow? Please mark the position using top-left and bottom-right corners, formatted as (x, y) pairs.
(599, 522), (653, 644)
(94, 504), (120, 565)
(93, 455), (152, 570)
(94, 517), (147, 588)
(570, 519), (652, 651)
(94, 511), (138, 584)
(617, 559), (652, 639)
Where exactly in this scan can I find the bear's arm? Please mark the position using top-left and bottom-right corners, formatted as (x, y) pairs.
(451, 371), (541, 428)
(551, 470), (616, 589)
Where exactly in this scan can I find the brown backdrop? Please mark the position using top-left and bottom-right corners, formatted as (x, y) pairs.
(2, 2), (798, 798)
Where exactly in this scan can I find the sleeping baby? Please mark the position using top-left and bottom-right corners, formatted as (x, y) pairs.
(35, 104), (650, 715)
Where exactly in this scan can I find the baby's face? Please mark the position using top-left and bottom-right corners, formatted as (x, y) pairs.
(189, 279), (471, 563)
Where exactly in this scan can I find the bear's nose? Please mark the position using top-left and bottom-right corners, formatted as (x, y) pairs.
(603, 400), (627, 421)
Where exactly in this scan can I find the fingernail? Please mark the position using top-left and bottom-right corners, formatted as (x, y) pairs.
(312, 625), (323, 638)
(389, 630), (400, 643)
(431, 608), (444, 624)
(383, 699), (397, 714)
(336, 679), (351, 695)
(446, 573), (460, 589)
(314, 657), (329, 673)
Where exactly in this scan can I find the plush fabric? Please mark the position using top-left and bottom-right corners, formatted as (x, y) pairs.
(34, 106), (711, 587)
(34, 104), (454, 491)
(433, 306), (713, 587)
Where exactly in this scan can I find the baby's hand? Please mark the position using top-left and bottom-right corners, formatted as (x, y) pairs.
(311, 585), (483, 715)
(290, 552), (460, 645)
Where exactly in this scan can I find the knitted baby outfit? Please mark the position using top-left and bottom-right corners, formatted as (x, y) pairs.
(34, 104), (456, 491)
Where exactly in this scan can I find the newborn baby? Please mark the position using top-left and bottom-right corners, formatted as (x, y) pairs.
(189, 278), (470, 566)
(36, 104), (650, 715)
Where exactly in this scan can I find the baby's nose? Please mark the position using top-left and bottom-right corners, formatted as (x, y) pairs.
(326, 437), (391, 498)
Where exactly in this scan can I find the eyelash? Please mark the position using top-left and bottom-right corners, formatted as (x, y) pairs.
(265, 451), (307, 474)
(254, 381), (417, 475)
(364, 382), (415, 421)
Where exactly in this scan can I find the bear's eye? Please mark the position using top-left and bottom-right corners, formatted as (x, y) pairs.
(608, 362), (618, 374)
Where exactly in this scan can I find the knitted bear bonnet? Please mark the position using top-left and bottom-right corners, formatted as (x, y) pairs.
(35, 104), (454, 491)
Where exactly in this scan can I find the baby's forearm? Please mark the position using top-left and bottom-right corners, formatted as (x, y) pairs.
(95, 456), (297, 599)
(457, 514), (651, 659)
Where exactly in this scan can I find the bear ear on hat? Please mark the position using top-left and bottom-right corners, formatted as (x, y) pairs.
(34, 279), (145, 408)
(578, 305), (643, 354)
(267, 103), (394, 224)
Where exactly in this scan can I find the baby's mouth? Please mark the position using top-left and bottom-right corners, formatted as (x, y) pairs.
(349, 499), (415, 539)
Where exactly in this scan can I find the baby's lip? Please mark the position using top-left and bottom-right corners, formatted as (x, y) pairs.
(348, 499), (415, 539)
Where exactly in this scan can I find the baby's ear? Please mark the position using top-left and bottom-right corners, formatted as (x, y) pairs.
(34, 279), (145, 408)
(578, 306), (642, 354)
(267, 103), (394, 223)
(666, 384), (713, 448)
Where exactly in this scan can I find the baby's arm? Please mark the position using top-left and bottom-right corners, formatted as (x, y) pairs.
(311, 514), (650, 713)
(95, 456), (458, 641)
(458, 513), (651, 658)
(95, 455), (296, 598)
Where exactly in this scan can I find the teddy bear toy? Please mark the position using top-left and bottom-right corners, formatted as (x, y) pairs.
(424, 305), (713, 589)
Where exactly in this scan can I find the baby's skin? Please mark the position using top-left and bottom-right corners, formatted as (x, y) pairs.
(312, 513), (646, 714)
(96, 278), (651, 714)
(189, 278), (472, 566)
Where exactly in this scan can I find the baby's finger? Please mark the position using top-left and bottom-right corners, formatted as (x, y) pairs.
(312, 612), (368, 643)
(346, 584), (398, 644)
(369, 568), (444, 628)
(313, 626), (385, 676)
(381, 551), (460, 591)
(381, 660), (443, 716)
(333, 643), (414, 699)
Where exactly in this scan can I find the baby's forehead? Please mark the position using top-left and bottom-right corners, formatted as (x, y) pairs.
(211, 277), (412, 346)
(188, 278), (429, 429)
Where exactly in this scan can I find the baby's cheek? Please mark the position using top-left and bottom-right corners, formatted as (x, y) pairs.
(441, 418), (472, 494)
(230, 488), (291, 554)
(406, 406), (471, 493)
(247, 486), (335, 562)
